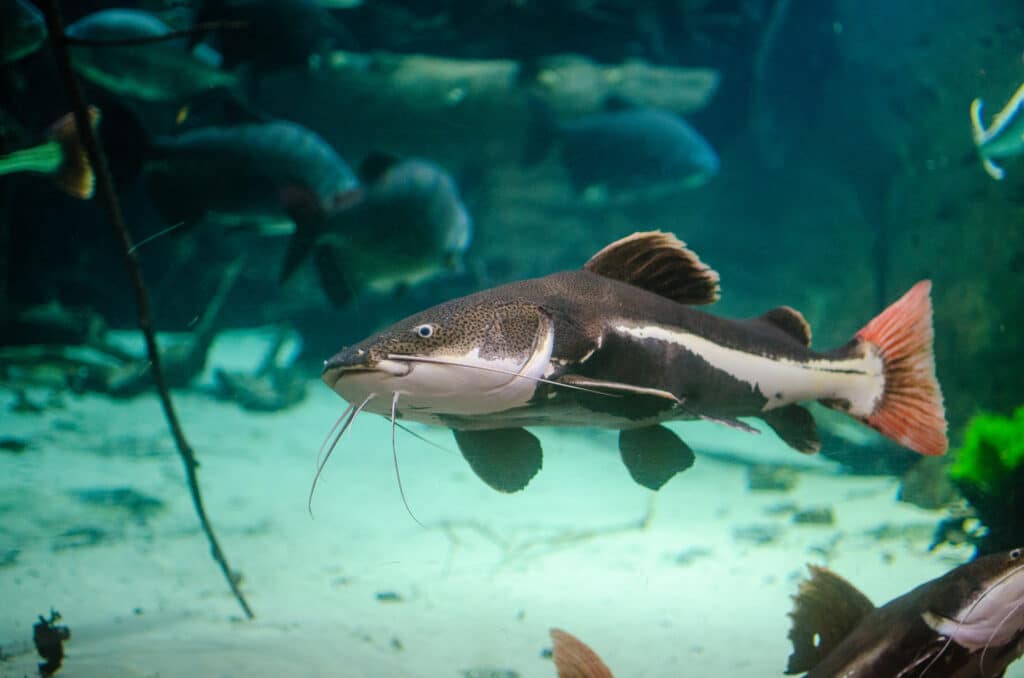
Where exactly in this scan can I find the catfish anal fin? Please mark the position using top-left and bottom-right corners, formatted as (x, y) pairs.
(452, 428), (542, 493)
(785, 565), (875, 675)
(762, 405), (820, 454)
(619, 425), (695, 491)
(584, 231), (720, 305)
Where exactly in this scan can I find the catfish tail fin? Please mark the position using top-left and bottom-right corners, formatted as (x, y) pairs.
(846, 280), (947, 456)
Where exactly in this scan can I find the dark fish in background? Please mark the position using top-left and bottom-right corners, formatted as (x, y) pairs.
(116, 116), (361, 274)
(525, 97), (719, 202)
(190, 0), (356, 74)
(0, 0), (47, 64)
(65, 8), (240, 103)
(305, 153), (472, 306)
(0, 107), (100, 199)
(320, 231), (945, 494)
(786, 548), (1024, 677)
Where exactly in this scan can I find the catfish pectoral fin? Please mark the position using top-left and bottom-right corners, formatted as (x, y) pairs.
(762, 405), (820, 454)
(618, 425), (695, 491)
(452, 428), (542, 493)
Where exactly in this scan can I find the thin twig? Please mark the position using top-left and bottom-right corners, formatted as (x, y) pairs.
(64, 20), (248, 48)
(40, 0), (254, 620)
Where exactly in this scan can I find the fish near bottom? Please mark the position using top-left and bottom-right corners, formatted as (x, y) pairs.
(319, 230), (948, 494)
(787, 548), (1024, 677)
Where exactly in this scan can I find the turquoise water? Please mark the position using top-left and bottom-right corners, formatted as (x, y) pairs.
(2, 1), (1024, 676)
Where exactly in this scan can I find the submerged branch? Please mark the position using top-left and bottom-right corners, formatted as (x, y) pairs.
(39, 0), (254, 620)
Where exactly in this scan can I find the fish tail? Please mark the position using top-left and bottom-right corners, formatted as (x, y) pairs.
(50, 106), (101, 199)
(549, 628), (615, 678)
(970, 98), (1006, 180)
(850, 280), (947, 456)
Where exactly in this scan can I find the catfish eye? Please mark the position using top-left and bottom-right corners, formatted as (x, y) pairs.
(1011, 548), (1022, 560)
(413, 323), (436, 338)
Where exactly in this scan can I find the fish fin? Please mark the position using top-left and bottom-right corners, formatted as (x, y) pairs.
(358, 151), (400, 184)
(618, 425), (695, 490)
(556, 375), (680, 403)
(452, 428), (542, 493)
(761, 405), (820, 454)
(550, 628), (615, 678)
(50, 106), (100, 199)
(584, 231), (720, 305)
(970, 97), (988, 145)
(982, 156), (1006, 180)
(696, 413), (760, 434)
(279, 186), (329, 283)
(312, 240), (357, 307)
(849, 280), (947, 456)
(756, 306), (812, 347)
(786, 565), (876, 675)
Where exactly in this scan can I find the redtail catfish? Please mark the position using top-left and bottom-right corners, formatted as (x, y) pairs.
(319, 231), (947, 493)
(786, 548), (1024, 677)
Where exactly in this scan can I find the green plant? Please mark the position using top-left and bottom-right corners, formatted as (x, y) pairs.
(948, 407), (1024, 495)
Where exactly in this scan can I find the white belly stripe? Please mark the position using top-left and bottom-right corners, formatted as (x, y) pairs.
(614, 324), (884, 415)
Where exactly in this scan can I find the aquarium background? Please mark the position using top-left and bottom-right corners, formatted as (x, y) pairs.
(2, 1), (1023, 676)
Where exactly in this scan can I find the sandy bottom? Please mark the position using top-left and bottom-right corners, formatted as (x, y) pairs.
(0, 331), (1017, 678)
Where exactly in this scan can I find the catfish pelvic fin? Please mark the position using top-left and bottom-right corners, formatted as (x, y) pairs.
(452, 427), (542, 493)
(619, 425), (695, 490)
(584, 230), (720, 305)
(785, 565), (876, 675)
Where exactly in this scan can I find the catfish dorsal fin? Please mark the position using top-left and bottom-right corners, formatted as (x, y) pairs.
(584, 231), (720, 305)
(785, 565), (875, 675)
(759, 306), (812, 346)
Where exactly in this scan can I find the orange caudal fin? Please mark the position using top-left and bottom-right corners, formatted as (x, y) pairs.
(855, 280), (947, 456)
(550, 628), (615, 678)
(50, 106), (100, 199)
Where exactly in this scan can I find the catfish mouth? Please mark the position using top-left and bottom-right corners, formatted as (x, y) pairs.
(321, 353), (411, 388)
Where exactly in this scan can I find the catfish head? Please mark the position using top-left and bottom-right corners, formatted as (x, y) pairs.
(322, 295), (555, 420)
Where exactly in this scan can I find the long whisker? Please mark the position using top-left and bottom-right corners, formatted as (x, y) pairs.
(921, 561), (1024, 676)
(390, 392), (425, 528)
(980, 594), (1024, 673)
(385, 354), (619, 397)
(395, 421), (453, 453)
(308, 393), (374, 517)
(317, 404), (353, 469)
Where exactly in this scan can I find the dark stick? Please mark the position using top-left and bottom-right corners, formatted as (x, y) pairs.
(64, 21), (248, 48)
(39, 0), (254, 620)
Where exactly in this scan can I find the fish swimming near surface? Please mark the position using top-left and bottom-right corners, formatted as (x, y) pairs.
(0, 0), (47, 64)
(295, 152), (472, 306)
(318, 230), (946, 494)
(970, 82), (1024, 180)
(66, 8), (241, 103)
(525, 98), (719, 202)
(116, 115), (361, 274)
(786, 548), (1024, 677)
(0, 107), (100, 199)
